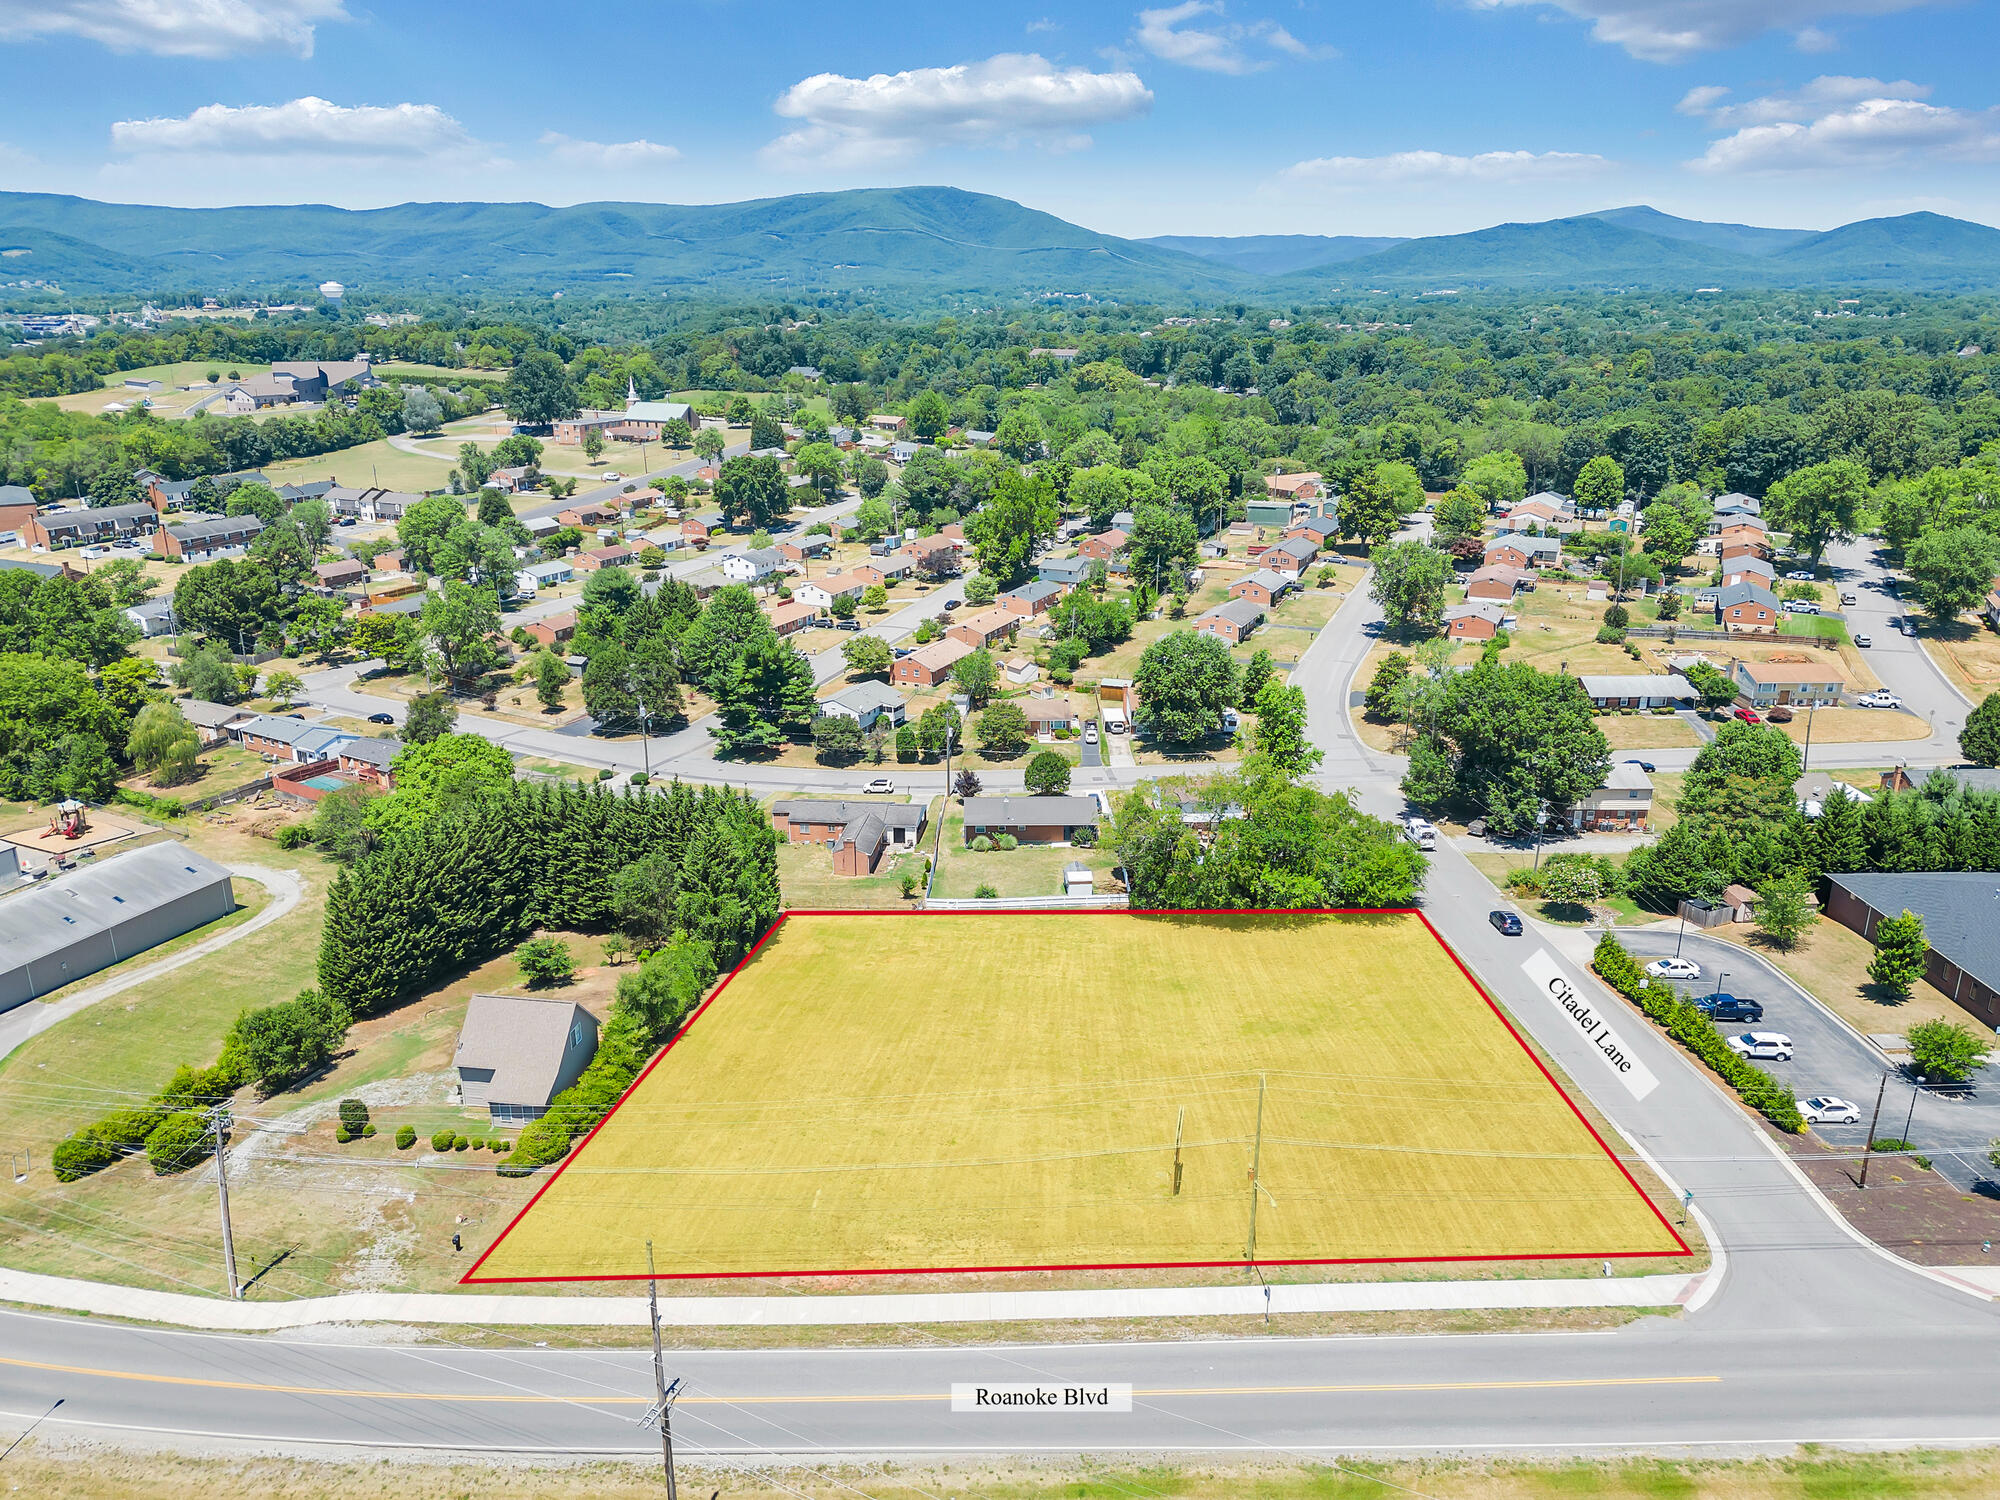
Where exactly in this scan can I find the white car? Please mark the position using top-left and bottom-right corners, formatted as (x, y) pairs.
(1855, 634), (1873, 648)
(861, 777), (895, 794)
(1727, 1031), (1794, 1062)
(1855, 690), (1903, 710)
(1798, 1095), (1860, 1124)
(1084, 723), (1099, 744)
(599, 471), (623, 482)
(1785, 570), (1815, 581)
(1644, 957), (1702, 981)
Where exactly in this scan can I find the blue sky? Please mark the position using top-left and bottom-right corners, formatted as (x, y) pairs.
(0, 0), (1994, 236)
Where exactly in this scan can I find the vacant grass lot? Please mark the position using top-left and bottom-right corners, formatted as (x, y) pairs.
(468, 912), (1686, 1282)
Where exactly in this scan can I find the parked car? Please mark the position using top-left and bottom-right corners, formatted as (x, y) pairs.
(1623, 758), (1656, 773)
(1404, 815), (1438, 851)
(1855, 634), (1873, 647)
(1734, 706), (1762, 724)
(1785, 570), (1815, 581)
(1083, 723), (1099, 744)
(1488, 909), (1523, 936)
(1644, 957), (1702, 981)
(599, 472), (623, 483)
(1841, 592), (1858, 605)
(366, 712), (395, 726)
(862, 777), (895, 795)
(943, 599), (961, 612)
(1798, 1095), (1861, 1125)
(836, 618), (861, 631)
(1782, 600), (1818, 615)
(1697, 993), (1765, 1023)
(1856, 690), (1903, 709)
(1727, 1031), (1795, 1062)
(1902, 620), (1918, 637)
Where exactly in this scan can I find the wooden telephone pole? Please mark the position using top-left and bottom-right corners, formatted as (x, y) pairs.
(1245, 1075), (1266, 1264)
(646, 1241), (682, 1498)
(1171, 1106), (1185, 1196)
(211, 1108), (240, 1299)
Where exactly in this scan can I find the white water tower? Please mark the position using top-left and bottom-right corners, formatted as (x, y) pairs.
(319, 280), (345, 304)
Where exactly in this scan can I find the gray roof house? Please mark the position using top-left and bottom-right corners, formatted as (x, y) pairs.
(0, 845), (236, 1012)
(1824, 872), (2000, 1028)
(962, 795), (1101, 844)
(769, 799), (929, 850)
(121, 597), (178, 637)
(1577, 673), (1694, 709)
(453, 994), (599, 1125)
(821, 681), (908, 731)
(1038, 555), (1094, 587)
(176, 699), (252, 741)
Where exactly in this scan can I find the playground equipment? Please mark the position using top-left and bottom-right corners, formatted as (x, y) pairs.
(43, 800), (88, 841)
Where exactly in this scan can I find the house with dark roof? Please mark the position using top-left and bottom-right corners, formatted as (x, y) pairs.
(1825, 872), (2000, 1028)
(22, 502), (159, 549)
(961, 795), (1100, 846)
(1713, 580), (1782, 633)
(1257, 536), (1320, 577)
(0, 484), (38, 543)
(1228, 568), (1294, 609)
(1000, 580), (1064, 617)
(337, 736), (402, 788)
(156, 513), (264, 561)
(1193, 597), (1265, 645)
(1038, 554), (1094, 588)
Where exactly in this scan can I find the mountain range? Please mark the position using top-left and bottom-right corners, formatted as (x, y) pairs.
(3, 187), (1999, 300)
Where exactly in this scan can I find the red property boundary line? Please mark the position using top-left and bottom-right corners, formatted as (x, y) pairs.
(461, 908), (1691, 1285)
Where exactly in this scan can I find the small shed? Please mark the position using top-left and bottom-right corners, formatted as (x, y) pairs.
(1064, 862), (1094, 897)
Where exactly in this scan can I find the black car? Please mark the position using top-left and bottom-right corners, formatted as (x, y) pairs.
(1697, 993), (1764, 1023)
(1489, 910), (1523, 936)
(1623, 758), (1656, 773)
(943, 598), (961, 612)
(366, 712), (395, 726)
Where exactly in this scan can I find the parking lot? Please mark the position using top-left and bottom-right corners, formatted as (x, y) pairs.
(1618, 927), (2000, 1194)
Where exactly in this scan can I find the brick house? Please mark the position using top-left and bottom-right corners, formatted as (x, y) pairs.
(946, 605), (1020, 650)
(1444, 600), (1506, 639)
(557, 503), (619, 528)
(1466, 563), (1534, 601)
(1576, 673), (1694, 709)
(237, 715), (355, 763)
(22, 502), (159, 549)
(1713, 581), (1782, 632)
(1000, 580), (1064, 616)
(1571, 763), (1653, 830)
(891, 636), (973, 688)
(1227, 569), (1293, 609)
(156, 514), (264, 560)
(337, 736), (401, 789)
(764, 600), (817, 636)
(314, 558), (368, 591)
(1483, 536), (1562, 571)
(899, 536), (959, 576)
(0, 486), (38, 544)
(526, 611), (578, 649)
(681, 512), (722, 543)
(1731, 657), (1846, 707)
(1825, 872), (2000, 1027)
(1078, 528), (1128, 562)
(961, 795), (1100, 846)
(1257, 536), (1320, 578)
(1193, 597), (1264, 645)
(770, 799), (928, 877)
(1284, 515), (1338, 548)
(779, 535), (831, 563)
(572, 544), (636, 572)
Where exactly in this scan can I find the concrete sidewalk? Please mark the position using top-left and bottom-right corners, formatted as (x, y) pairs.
(0, 1264), (1712, 1333)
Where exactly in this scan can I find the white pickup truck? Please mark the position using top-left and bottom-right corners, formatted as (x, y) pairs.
(1403, 815), (1438, 851)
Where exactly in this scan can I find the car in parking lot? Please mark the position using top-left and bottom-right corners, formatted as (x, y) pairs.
(1855, 690), (1903, 709)
(1855, 633), (1873, 647)
(1696, 993), (1765, 1023)
(366, 712), (395, 725)
(1798, 1095), (1861, 1124)
(1488, 909), (1523, 936)
(1644, 957), (1702, 981)
(1734, 706), (1762, 724)
(1727, 1031), (1795, 1062)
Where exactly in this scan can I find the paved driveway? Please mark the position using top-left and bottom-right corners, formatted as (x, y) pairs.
(1619, 928), (2000, 1193)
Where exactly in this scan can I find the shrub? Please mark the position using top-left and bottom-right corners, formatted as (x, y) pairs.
(597, 767), (614, 781)
(1906, 1018), (1992, 1084)
(630, 771), (650, 786)
(1595, 624), (1626, 644)
(144, 1111), (213, 1175)
(900, 871), (920, 899)
(971, 835), (993, 852)
(974, 883), (999, 899)
(454, 1135), (470, 1151)
(335, 1126), (352, 1143)
(496, 1139), (512, 1153)
(363, 1123), (377, 1137)
(1868, 1137), (1915, 1152)
(338, 1098), (369, 1135)
(470, 1137), (486, 1150)
(275, 824), (313, 849)
(1592, 934), (1803, 1132)
(227, 987), (352, 1093)
(995, 834), (1018, 851)
(396, 1125), (417, 1150)
(431, 1128), (456, 1151)
(52, 1134), (118, 1182)
(1071, 826), (1097, 848)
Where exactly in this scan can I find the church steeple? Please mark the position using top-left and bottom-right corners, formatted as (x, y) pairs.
(626, 375), (639, 409)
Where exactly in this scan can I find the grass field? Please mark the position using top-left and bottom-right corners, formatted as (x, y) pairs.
(467, 912), (1686, 1282)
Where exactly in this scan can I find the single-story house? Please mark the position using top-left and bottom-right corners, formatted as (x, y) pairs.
(681, 511), (723, 542)
(176, 698), (251, 745)
(121, 597), (178, 638)
(1732, 656), (1845, 706)
(572, 544), (635, 572)
(487, 465), (537, 494)
(1257, 536), (1320, 578)
(1193, 597), (1265, 645)
(1570, 762), (1653, 831)
(1262, 471), (1327, 502)
(891, 636), (974, 688)
(1825, 872), (2000, 1027)
(525, 611), (578, 649)
(1501, 496), (1580, 533)
(236, 715), (356, 764)
(721, 547), (783, 584)
(519, 559), (574, 590)
(454, 994), (599, 1124)
(899, 537), (959, 576)
(314, 558), (368, 591)
(1038, 555), (1094, 588)
(1228, 569), (1294, 609)
(1795, 772), (1872, 817)
(962, 795), (1100, 846)
(1024, 697), (1080, 734)
(868, 413), (908, 433)
(959, 428), (995, 447)
(1078, 528), (1129, 562)
(557, 503), (619, 529)
(946, 606), (1020, 650)
(156, 514), (264, 561)
(764, 600), (818, 636)
(1714, 581), (1782, 632)
(771, 799), (928, 877)
(1001, 580), (1064, 617)
(1444, 600), (1508, 640)
(1577, 673), (1695, 710)
(1483, 536), (1563, 571)
(1465, 563), (1535, 601)
(337, 736), (401, 788)
(551, 411), (623, 445)
(820, 681), (908, 732)
(779, 535), (831, 563)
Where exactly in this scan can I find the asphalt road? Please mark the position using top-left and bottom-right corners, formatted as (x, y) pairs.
(13, 517), (2000, 1459)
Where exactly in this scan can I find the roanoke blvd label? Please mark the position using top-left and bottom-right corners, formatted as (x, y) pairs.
(1520, 949), (1660, 1101)
(951, 1383), (1133, 1412)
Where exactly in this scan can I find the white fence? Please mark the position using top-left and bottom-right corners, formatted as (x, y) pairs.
(924, 894), (1129, 911)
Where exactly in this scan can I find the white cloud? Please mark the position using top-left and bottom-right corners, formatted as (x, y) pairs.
(111, 97), (485, 160)
(1284, 148), (1612, 184)
(1133, 1), (1334, 74)
(0, 0), (346, 59)
(762, 54), (1152, 170)
(1691, 94), (2000, 172)
(540, 133), (681, 169)
(1677, 74), (1929, 127)
(1026, 17), (1059, 31)
(1464, 0), (1936, 62)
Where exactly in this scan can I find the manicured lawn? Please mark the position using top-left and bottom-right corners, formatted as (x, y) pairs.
(1773, 708), (1929, 744)
(931, 808), (1120, 898)
(468, 911), (1688, 1281)
(1594, 714), (1702, 750)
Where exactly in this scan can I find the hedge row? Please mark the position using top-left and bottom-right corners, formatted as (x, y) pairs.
(51, 1062), (238, 1182)
(1593, 933), (1805, 1133)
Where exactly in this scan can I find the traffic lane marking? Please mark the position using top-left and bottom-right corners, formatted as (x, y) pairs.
(0, 1355), (1718, 1404)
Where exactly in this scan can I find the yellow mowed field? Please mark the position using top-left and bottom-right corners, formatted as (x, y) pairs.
(468, 912), (1684, 1281)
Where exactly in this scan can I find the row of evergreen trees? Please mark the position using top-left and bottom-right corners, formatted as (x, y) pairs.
(318, 778), (780, 1015)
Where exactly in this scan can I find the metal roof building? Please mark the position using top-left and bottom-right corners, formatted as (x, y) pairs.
(0, 843), (236, 1012)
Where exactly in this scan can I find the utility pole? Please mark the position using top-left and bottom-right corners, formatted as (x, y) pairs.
(1858, 1072), (1890, 1188)
(211, 1108), (240, 1299)
(1171, 1105), (1185, 1197)
(1245, 1074), (1266, 1265)
(646, 1241), (682, 1498)
(1802, 702), (1817, 773)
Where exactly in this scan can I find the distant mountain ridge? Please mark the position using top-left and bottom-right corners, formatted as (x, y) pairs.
(1, 189), (1997, 299)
